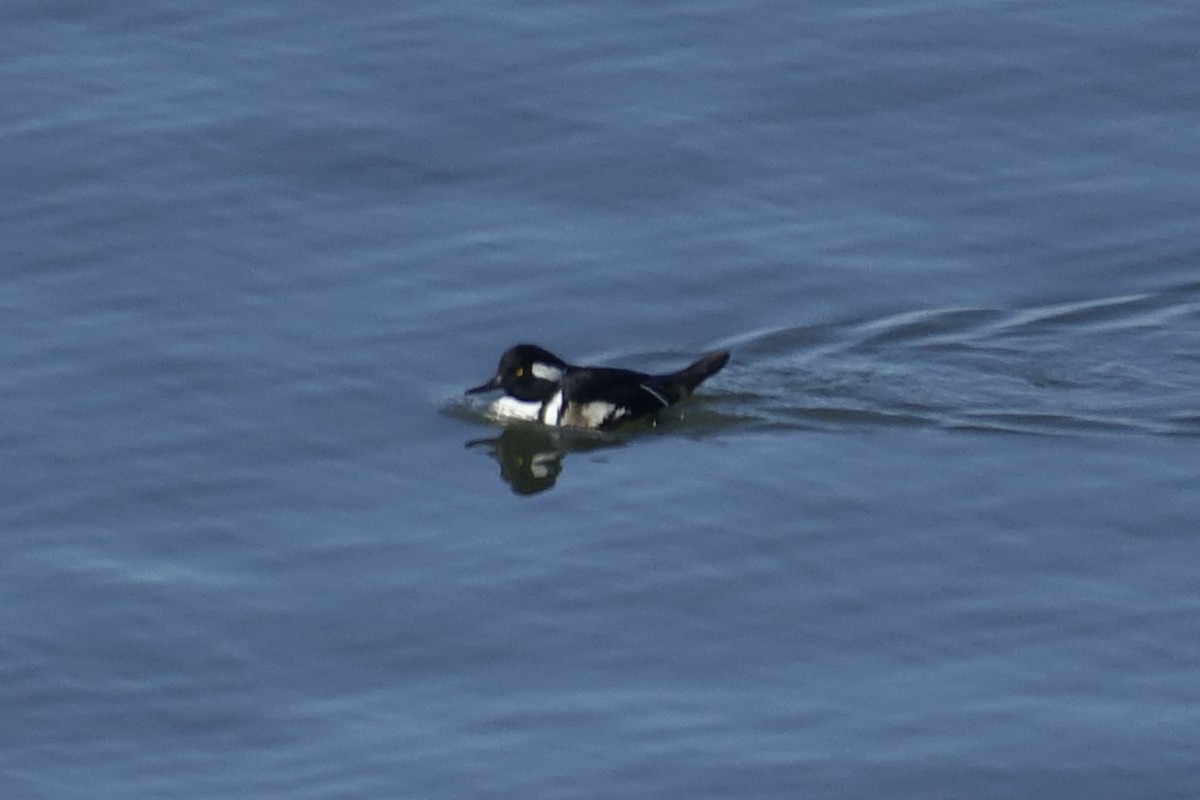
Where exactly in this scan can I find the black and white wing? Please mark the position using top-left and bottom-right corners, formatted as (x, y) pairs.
(558, 368), (673, 430)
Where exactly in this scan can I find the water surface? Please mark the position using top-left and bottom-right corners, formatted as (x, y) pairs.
(3, 0), (1199, 797)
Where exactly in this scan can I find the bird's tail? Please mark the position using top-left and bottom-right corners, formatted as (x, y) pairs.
(665, 349), (730, 400)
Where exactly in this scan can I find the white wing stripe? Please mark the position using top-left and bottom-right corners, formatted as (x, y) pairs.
(638, 384), (670, 408)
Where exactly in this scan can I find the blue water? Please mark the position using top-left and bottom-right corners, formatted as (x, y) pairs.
(3, 0), (1199, 797)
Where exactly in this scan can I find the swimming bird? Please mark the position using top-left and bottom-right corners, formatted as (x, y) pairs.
(466, 344), (730, 431)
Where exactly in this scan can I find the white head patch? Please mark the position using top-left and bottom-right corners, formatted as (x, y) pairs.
(531, 362), (564, 382)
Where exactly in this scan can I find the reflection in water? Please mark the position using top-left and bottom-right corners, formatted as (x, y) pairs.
(466, 424), (622, 495)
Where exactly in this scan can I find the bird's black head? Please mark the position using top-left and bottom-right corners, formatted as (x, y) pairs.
(466, 344), (568, 402)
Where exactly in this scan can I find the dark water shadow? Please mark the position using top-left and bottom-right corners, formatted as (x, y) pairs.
(465, 423), (626, 495)
(450, 396), (740, 494)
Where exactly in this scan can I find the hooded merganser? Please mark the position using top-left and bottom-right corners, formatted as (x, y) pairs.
(466, 344), (730, 431)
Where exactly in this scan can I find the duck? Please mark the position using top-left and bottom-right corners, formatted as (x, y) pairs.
(466, 343), (729, 431)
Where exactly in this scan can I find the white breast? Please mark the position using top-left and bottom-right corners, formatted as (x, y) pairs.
(539, 389), (565, 425)
(489, 395), (542, 422)
(489, 391), (621, 429)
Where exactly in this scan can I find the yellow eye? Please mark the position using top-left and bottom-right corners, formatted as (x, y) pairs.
(515, 367), (525, 377)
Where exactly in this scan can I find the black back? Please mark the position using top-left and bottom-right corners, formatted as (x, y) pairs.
(560, 349), (731, 428)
